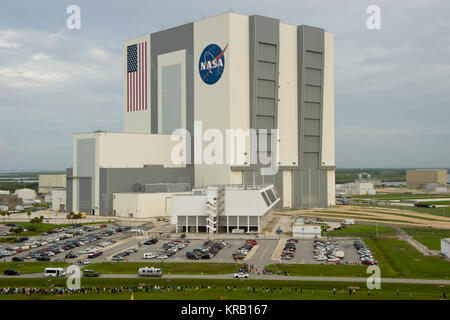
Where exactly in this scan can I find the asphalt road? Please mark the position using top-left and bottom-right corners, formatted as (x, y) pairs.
(1, 272), (449, 285)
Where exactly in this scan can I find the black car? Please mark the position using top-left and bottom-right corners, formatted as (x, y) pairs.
(36, 255), (50, 261)
(144, 239), (158, 245)
(65, 252), (78, 259)
(12, 257), (24, 262)
(3, 269), (20, 276)
(186, 252), (200, 260)
(201, 253), (212, 259)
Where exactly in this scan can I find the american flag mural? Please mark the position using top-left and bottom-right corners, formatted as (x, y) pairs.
(127, 41), (147, 112)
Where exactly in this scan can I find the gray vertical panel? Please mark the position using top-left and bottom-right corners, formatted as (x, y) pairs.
(161, 63), (182, 134)
(249, 15), (280, 165)
(78, 177), (91, 213)
(66, 168), (73, 212)
(150, 23), (194, 164)
(77, 138), (95, 211)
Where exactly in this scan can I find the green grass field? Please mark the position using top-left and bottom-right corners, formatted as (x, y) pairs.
(419, 201), (450, 205)
(265, 264), (369, 278)
(0, 262), (70, 274)
(325, 224), (395, 237)
(363, 238), (450, 279)
(0, 278), (446, 300)
(400, 226), (450, 250)
(353, 204), (449, 217)
(87, 262), (242, 275)
(351, 193), (449, 200)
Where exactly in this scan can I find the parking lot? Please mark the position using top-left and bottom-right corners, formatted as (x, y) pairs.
(0, 224), (136, 264)
(1, 221), (367, 269)
(276, 239), (362, 265)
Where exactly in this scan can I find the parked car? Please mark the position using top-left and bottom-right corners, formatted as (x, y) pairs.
(233, 272), (249, 279)
(186, 252), (200, 260)
(83, 269), (100, 277)
(12, 257), (24, 262)
(3, 269), (20, 276)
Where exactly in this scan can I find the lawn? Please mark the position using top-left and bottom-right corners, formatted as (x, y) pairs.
(87, 262), (242, 275)
(0, 262), (70, 274)
(0, 278), (447, 300)
(265, 264), (369, 278)
(400, 226), (450, 250)
(325, 224), (395, 237)
(364, 204), (449, 217)
(363, 238), (450, 279)
(351, 193), (449, 200)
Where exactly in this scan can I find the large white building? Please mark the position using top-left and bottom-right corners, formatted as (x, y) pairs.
(66, 12), (336, 223)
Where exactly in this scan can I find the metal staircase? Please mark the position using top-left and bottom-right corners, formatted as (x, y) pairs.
(206, 186), (225, 233)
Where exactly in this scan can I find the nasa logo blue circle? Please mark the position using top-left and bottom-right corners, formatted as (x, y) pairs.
(199, 43), (227, 85)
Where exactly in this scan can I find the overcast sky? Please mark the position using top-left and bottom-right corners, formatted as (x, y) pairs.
(0, 0), (449, 171)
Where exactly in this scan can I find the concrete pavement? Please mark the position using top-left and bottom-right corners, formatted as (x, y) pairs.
(1, 272), (449, 285)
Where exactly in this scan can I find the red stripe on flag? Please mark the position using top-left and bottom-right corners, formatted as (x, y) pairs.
(145, 41), (147, 110)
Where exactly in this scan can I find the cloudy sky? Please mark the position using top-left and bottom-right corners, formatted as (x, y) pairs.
(0, 0), (449, 171)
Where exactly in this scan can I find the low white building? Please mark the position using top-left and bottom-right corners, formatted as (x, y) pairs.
(51, 190), (66, 211)
(441, 238), (450, 258)
(347, 182), (376, 195)
(113, 191), (188, 218)
(0, 190), (10, 195)
(292, 218), (322, 239)
(425, 183), (447, 192)
(14, 188), (36, 201)
(172, 185), (280, 233)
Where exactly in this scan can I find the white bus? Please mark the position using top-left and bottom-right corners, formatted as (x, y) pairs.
(44, 268), (65, 278)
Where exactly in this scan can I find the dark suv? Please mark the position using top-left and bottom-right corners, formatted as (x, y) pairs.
(4, 269), (20, 276)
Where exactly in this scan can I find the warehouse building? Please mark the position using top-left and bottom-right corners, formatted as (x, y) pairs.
(406, 169), (447, 187)
(38, 174), (66, 194)
(66, 12), (336, 220)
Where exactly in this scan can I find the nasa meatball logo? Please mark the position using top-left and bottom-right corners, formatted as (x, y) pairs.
(199, 43), (228, 85)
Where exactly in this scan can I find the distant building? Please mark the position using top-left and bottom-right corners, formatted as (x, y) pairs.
(425, 183), (447, 192)
(335, 182), (376, 196)
(0, 194), (23, 210)
(38, 174), (66, 194)
(406, 169), (447, 187)
(0, 190), (10, 195)
(14, 188), (36, 201)
(441, 238), (450, 258)
(51, 190), (66, 211)
(292, 218), (321, 239)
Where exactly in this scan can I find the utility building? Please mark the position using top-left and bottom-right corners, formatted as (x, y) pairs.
(66, 12), (335, 217)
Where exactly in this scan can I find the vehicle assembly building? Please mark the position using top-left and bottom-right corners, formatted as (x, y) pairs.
(66, 12), (336, 229)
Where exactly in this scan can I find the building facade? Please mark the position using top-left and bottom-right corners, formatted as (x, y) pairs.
(406, 169), (448, 187)
(38, 174), (66, 194)
(67, 12), (335, 216)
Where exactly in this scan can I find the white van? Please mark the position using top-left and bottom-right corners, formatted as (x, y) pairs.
(343, 219), (355, 225)
(44, 268), (65, 278)
(143, 253), (157, 259)
(138, 267), (163, 277)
